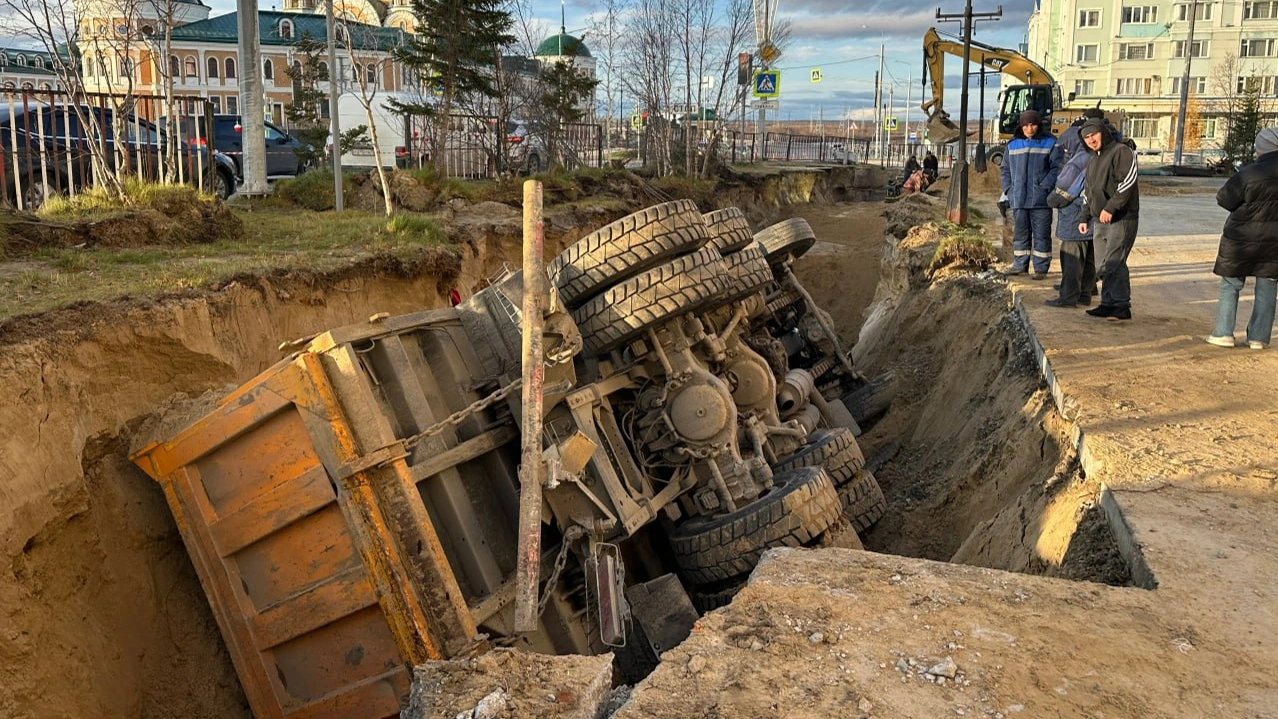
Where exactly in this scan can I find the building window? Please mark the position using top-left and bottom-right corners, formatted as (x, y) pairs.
(32, 57), (43, 69)
(279, 19), (294, 39)
(1118, 42), (1155, 60)
(1174, 40), (1209, 57)
(119, 57), (134, 78)
(1115, 77), (1154, 94)
(1075, 44), (1099, 63)
(1241, 38), (1277, 57)
(1074, 79), (1096, 95)
(1176, 2), (1213, 21)
(319, 60), (329, 76)
(1201, 118), (1217, 139)
(15, 54), (26, 66)
(85, 55), (95, 78)
(335, 22), (347, 43)
(1169, 76), (1206, 94)
(207, 57), (219, 78)
(39, 82), (51, 90)
(169, 55), (180, 77)
(210, 95), (222, 113)
(0, 54), (6, 66)
(1121, 6), (1158, 23)
(263, 58), (274, 80)
(1245, 1), (1278, 19)
(1238, 75), (1278, 94)
(366, 63), (376, 86)
(1078, 9), (1101, 26)
(227, 94), (238, 114)
(185, 56), (197, 79)
(1127, 117), (1158, 138)
(225, 57), (237, 78)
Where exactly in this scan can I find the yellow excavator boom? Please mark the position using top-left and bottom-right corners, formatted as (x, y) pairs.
(921, 27), (1059, 144)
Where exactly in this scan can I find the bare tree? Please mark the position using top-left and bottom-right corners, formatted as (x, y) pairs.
(340, 21), (397, 215)
(588, 0), (627, 143)
(621, 0), (676, 173)
(1209, 52), (1277, 162)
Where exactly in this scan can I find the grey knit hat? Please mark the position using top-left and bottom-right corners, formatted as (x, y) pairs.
(1080, 118), (1107, 138)
(1256, 127), (1278, 155)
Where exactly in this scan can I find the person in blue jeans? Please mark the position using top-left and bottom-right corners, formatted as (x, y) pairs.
(1206, 127), (1278, 350)
(1001, 109), (1061, 279)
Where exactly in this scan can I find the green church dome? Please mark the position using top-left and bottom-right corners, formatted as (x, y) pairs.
(535, 32), (590, 58)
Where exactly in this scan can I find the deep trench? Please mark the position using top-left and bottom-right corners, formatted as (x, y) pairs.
(0, 194), (1131, 719)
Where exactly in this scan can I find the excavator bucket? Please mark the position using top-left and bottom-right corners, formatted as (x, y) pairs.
(926, 110), (962, 145)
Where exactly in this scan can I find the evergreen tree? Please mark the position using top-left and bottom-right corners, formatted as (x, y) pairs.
(285, 34), (331, 168)
(393, 0), (515, 164)
(535, 60), (599, 168)
(1222, 76), (1264, 165)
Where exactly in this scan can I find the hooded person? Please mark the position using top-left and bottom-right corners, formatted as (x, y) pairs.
(1000, 109), (1061, 279)
(1077, 116), (1141, 320)
(1043, 113), (1099, 307)
(1205, 126), (1278, 349)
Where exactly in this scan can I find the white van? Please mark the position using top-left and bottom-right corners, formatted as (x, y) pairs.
(327, 92), (496, 177)
(327, 91), (420, 170)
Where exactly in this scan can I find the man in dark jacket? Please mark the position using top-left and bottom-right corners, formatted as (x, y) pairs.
(923, 150), (939, 181)
(1077, 116), (1140, 320)
(1001, 109), (1061, 279)
(1205, 126), (1278, 349)
(1044, 112), (1098, 307)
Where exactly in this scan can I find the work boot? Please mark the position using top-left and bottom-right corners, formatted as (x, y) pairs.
(1031, 272), (1047, 280)
(1079, 295), (1094, 305)
(1106, 307), (1132, 321)
(1044, 297), (1076, 308)
(1086, 305), (1113, 318)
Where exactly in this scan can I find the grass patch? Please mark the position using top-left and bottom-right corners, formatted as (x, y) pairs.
(927, 225), (998, 278)
(0, 206), (451, 321)
(649, 174), (716, 208)
(275, 170), (357, 211)
(37, 180), (213, 220)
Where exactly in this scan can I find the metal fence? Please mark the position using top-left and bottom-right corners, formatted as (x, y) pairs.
(393, 115), (603, 179)
(727, 131), (873, 164)
(0, 89), (219, 211)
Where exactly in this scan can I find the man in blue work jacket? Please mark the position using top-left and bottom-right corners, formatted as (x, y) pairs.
(1001, 110), (1061, 279)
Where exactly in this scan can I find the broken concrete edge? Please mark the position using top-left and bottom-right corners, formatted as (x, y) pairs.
(1009, 289), (1158, 591)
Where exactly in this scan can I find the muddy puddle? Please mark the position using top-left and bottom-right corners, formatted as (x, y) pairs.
(0, 191), (1130, 718)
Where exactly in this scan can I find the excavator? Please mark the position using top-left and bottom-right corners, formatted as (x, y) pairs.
(921, 27), (1125, 166)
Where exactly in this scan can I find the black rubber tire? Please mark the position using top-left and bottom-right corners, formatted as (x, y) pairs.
(755, 217), (817, 265)
(842, 372), (899, 426)
(718, 243), (773, 306)
(573, 246), (729, 356)
(668, 466), (841, 585)
(839, 468), (886, 532)
(772, 427), (865, 486)
(688, 576), (748, 614)
(211, 168), (234, 200)
(703, 207), (753, 254)
(549, 199), (710, 309)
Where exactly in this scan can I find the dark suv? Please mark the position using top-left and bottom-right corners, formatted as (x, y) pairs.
(1, 102), (238, 209)
(201, 115), (313, 180)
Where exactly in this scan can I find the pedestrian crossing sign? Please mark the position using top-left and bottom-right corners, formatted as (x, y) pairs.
(752, 70), (780, 98)
(810, 69), (822, 83)
(884, 116), (899, 131)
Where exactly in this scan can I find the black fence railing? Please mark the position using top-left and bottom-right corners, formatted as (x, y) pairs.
(388, 115), (603, 179)
(0, 89), (220, 211)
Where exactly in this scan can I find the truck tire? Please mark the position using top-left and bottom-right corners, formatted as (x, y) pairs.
(772, 427), (865, 486)
(703, 207), (753, 254)
(842, 371), (899, 427)
(573, 246), (729, 356)
(987, 148), (1004, 168)
(839, 469), (886, 532)
(549, 199), (710, 309)
(688, 576), (748, 614)
(719, 243), (773, 305)
(754, 217), (817, 266)
(668, 466), (841, 584)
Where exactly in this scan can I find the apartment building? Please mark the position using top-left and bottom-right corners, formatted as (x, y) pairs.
(1028, 0), (1278, 154)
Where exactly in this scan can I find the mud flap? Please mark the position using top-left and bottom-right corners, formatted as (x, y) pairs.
(586, 543), (629, 647)
(614, 574), (699, 684)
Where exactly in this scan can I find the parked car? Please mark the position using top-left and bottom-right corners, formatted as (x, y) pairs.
(506, 119), (546, 174)
(163, 115), (313, 180)
(1, 101), (238, 209)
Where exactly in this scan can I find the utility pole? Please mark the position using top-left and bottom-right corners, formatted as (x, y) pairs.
(325, 0), (344, 211)
(236, 0), (268, 195)
(936, 1), (1003, 224)
(876, 44), (884, 164)
(1174, 0), (1199, 166)
(974, 59), (989, 173)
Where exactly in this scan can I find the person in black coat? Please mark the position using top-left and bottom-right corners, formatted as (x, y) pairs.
(923, 151), (939, 182)
(1206, 127), (1278, 349)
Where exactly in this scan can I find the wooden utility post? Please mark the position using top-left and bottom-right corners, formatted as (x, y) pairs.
(514, 180), (546, 633)
(1173, 0), (1200, 166)
(936, 1), (1002, 224)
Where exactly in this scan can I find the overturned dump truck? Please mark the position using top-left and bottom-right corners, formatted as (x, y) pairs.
(131, 199), (892, 719)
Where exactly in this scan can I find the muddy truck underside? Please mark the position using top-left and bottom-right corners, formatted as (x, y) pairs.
(131, 199), (895, 719)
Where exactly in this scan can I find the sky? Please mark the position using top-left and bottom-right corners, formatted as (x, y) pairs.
(196, 0), (1036, 133)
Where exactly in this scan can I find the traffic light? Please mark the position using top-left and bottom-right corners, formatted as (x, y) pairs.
(737, 53), (751, 86)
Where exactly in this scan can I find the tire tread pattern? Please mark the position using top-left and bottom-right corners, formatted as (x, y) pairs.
(773, 428), (866, 486)
(573, 246), (730, 355)
(838, 469), (886, 532)
(668, 466), (841, 584)
(754, 217), (818, 264)
(549, 199), (709, 308)
(704, 207), (753, 254)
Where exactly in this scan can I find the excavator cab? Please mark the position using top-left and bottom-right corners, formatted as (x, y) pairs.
(998, 84), (1058, 137)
